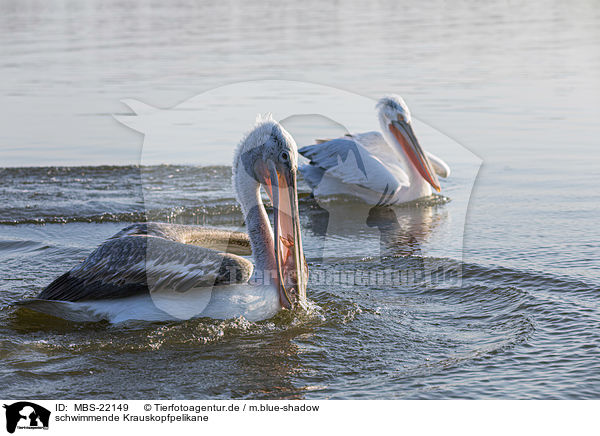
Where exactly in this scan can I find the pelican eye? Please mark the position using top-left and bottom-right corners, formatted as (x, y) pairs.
(397, 114), (406, 123)
(280, 151), (289, 161)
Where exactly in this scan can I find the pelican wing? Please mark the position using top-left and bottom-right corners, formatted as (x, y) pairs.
(346, 131), (390, 161)
(111, 222), (252, 255)
(299, 137), (406, 198)
(38, 224), (253, 302)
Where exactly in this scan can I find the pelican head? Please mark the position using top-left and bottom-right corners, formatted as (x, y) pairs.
(233, 116), (308, 309)
(376, 95), (441, 192)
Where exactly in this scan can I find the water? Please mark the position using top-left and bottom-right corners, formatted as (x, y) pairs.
(1, 165), (598, 399)
(1, 0), (599, 399)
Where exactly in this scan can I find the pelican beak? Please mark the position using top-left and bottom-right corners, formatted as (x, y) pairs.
(389, 118), (441, 192)
(264, 161), (308, 309)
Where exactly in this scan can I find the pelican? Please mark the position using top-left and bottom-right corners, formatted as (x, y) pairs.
(299, 95), (450, 205)
(19, 116), (308, 323)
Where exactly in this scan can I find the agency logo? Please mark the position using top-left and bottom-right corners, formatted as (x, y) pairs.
(3, 402), (50, 434)
(115, 80), (481, 319)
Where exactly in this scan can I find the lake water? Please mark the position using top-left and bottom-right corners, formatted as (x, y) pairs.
(0, 0), (599, 399)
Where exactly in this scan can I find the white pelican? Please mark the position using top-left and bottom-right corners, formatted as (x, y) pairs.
(299, 95), (450, 205)
(20, 116), (308, 323)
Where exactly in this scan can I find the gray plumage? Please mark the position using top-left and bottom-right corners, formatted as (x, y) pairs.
(38, 223), (253, 302)
(299, 137), (368, 188)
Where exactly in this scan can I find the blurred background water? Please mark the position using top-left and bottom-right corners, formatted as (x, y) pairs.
(0, 0), (599, 399)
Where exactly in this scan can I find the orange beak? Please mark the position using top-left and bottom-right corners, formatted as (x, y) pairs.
(389, 119), (441, 192)
(262, 161), (308, 309)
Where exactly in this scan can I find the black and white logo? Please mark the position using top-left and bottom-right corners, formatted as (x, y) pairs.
(3, 402), (50, 434)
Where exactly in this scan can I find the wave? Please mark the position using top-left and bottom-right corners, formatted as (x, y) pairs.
(0, 205), (245, 226)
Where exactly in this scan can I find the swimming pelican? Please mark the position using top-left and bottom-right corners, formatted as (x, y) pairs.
(20, 116), (308, 323)
(299, 95), (450, 205)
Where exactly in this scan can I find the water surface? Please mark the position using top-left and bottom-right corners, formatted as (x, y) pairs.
(0, 165), (598, 399)
(1, 0), (599, 399)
